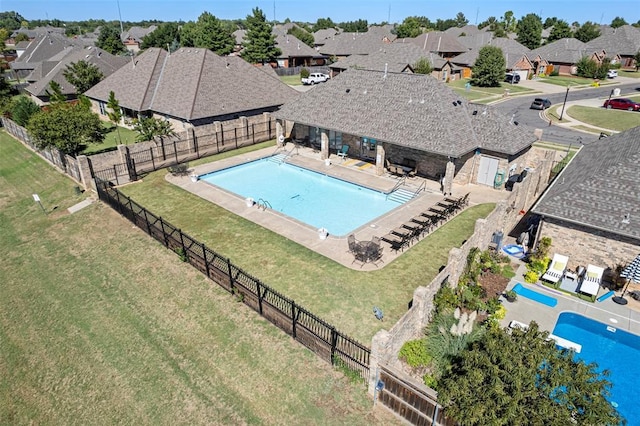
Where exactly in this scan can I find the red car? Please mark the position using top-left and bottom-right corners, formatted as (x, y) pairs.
(603, 98), (640, 111)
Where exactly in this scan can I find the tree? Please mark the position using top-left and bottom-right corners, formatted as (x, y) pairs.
(395, 16), (424, 38)
(611, 16), (628, 28)
(10, 96), (40, 126)
(634, 51), (640, 71)
(96, 25), (125, 55)
(501, 11), (517, 33)
(0, 11), (24, 31)
(14, 33), (29, 43)
(516, 14), (543, 50)
(131, 116), (175, 142)
(140, 22), (180, 50)
(0, 73), (15, 113)
(471, 46), (505, 87)
(574, 21), (601, 42)
(27, 104), (104, 155)
(576, 56), (610, 79)
(45, 81), (67, 105)
(312, 17), (336, 32)
(241, 8), (281, 65)
(338, 19), (368, 32)
(413, 57), (433, 75)
(190, 11), (235, 55)
(287, 26), (314, 48)
(62, 60), (104, 94)
(547, 20), (573, 42)
(436, 323), (622, 426)
(543, 17), (559, 29)
(454, 12), (468, 28)
(106, 91), (123, 144)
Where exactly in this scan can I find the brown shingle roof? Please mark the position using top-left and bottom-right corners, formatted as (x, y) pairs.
(274, 69), (535, 157)
(586, 25), (640, 56)
(402, 31), (467, 55)
(85, 47), (298, 121)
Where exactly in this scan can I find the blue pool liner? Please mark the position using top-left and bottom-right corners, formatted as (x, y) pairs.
(502, 244), (525, 258)
(597, 290), (615, 302)
(512, 283), (558, 307)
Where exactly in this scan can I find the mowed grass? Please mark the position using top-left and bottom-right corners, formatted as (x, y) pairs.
(121, 144), (495, 343)
(82, 122), (139, 154)
(566, 105), (640, 132)
(279, 74), (303, 86)
(0, 131), (401, 425)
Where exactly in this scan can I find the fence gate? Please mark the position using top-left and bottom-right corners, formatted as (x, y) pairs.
(376, 366), (457, 426)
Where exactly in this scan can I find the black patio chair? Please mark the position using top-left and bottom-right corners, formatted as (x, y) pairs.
(347, 234), (358, 254)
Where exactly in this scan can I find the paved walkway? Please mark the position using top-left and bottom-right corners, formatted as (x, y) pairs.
(167, 145), (509, 271)
(501, 261), (640, 336)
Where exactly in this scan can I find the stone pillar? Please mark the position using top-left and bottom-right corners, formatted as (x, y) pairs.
(239, 116), (248, 138)
(76, 155), (96, 191)
(320, 129), (329, 160)
(375, 144), (386, 176)
(368, 329), (391, 396)
(276, 120), (284, 146)
(444, 159), (455, 195)
(116, 144), (129, 164)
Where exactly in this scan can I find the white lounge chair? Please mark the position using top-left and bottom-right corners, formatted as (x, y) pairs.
(579, 264), (604, 296)
(541, 254), (569, 283)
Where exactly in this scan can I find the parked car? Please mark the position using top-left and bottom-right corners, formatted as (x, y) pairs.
(607, 70), (618, 79)
(301, 73), (329, 85)
(530, 98), (552, 110)
(603, 98), (640, 111)
(505, 73), (521, 84)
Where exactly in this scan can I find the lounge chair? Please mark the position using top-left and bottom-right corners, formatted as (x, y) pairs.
(580, 264), (604, 296)
(337, 145), (349, 160)
(541, 254), (569, 283)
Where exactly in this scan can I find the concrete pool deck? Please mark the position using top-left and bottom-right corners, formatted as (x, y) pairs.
(165, 144), (510, 270)
(502, 262), (640, 336)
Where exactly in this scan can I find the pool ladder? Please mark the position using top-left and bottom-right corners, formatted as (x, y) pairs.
(257, 198), (272, 211)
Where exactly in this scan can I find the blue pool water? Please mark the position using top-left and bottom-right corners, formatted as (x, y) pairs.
(200, 158), (404, 236)
(552, 312), (640, 424)
(512, 283), (558, 307)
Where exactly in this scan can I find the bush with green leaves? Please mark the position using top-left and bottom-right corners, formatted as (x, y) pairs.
(399, 339), (432, 367)
(10, 96), (41, 127)
(524, 270), (540, 284)
(434, 284), (459, 313)
(300, 68), (310, 79)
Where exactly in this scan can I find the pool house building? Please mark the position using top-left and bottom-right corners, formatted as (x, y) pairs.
(274, 69), (539, 191)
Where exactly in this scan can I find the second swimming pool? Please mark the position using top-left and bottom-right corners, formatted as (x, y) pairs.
(552, 312), (640, 424)
(200, 157), (406, 236)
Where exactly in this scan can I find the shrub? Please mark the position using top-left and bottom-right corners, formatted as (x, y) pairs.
(300, 68), (310, 79)
(485, 297), (502, 315)
(492, 305), (506, 320)
(399, 339), (432, 368)
(423, 374), (438, 389)
(434, 285), (459, 313)
(524, 271), (539, 284)
(174, 247), (188, 262)
(550, 68), (559, 76)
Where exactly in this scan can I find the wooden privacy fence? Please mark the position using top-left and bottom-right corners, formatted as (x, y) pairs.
(95, 178), (370, 380)
(90, 119), (276, 186)
(377, 366), (457, 426)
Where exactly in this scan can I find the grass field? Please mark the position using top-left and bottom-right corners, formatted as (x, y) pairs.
(279, 74), (302, 86)
(537, 75), (596, 87)
(120, 145), (495, 343)
(566, 105), (640, 132)
(81, 122), (139, 155)
(448, 78), (535, 102)
(0, 131), (401, 425)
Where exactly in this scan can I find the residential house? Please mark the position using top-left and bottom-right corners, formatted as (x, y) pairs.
(121, 26), (157, 53)
(530, 126), (640, 270)
(399, 31), (467, 60)
(531, 38), (611, 76)
(84, 47), (298, 130)
(24, 45), (128, 105)
(10, 32), (90, 80)
(313, 28), (339, 49)
(273, 33), (326, 68)
(319, 26), (395, 59)
(329, 43), (462, 81)
(444, 25), (484, 38)
(274, 69), (538, 189)
(451, 37), (538, 80)
(586, 25), (640, 69)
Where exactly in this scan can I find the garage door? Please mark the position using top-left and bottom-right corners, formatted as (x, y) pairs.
(515, 70), (528, 81)
(477, 156), (499, 186)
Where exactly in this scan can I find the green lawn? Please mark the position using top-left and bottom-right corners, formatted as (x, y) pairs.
(448, 78), (534, 102)
(81, 122), (139, 155)
(566, 105), (640, 132)
(0, 130), (400, 425)
(120, 146), (495, 343)
(538, 75), (601, 87)
(280, 74), (303, 86)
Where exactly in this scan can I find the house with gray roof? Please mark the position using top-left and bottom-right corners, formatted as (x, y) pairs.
(399, 31), (467, 60)
(586, 25), (640, 69)
(273, 33), (326, 68)
(274, 69), (538, 188)
(318, 26), (395, 59)
(84, 47), (298, 129)
(121, 26), (157, 53)
(530, 38), (610, 76)
(24, 45), (128, 105)
(313, 28), (339, 48)
(444, 25), (483, 38)
(329, 43), (462, 81)
(10, 32), (89, 80)
(530, 126), (640, 270)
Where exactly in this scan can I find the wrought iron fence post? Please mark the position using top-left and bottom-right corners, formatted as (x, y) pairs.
(226, 257), (234, 292)
(330, 327), (338, 364)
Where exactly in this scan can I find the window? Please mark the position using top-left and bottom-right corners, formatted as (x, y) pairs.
(98, 101), (106, 115)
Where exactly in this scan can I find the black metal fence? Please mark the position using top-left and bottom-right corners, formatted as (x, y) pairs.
(95, 178), (371, 380)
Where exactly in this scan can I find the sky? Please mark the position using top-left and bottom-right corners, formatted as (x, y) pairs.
(7, 0), (640, 26)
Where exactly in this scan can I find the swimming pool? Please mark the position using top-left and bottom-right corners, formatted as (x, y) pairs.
(552, 312), (640, 424)
(200, 157), (405, 236)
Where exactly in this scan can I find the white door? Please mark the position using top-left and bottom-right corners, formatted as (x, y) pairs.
(477, 156), (499, 186)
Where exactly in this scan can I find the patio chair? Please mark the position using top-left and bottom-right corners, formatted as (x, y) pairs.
(347, 234), (358, 254)
(541, 253), (569, 283)
(366, 236), (384, 265)
(579, 264), (604, 296)
(337, 145), (349, 160)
